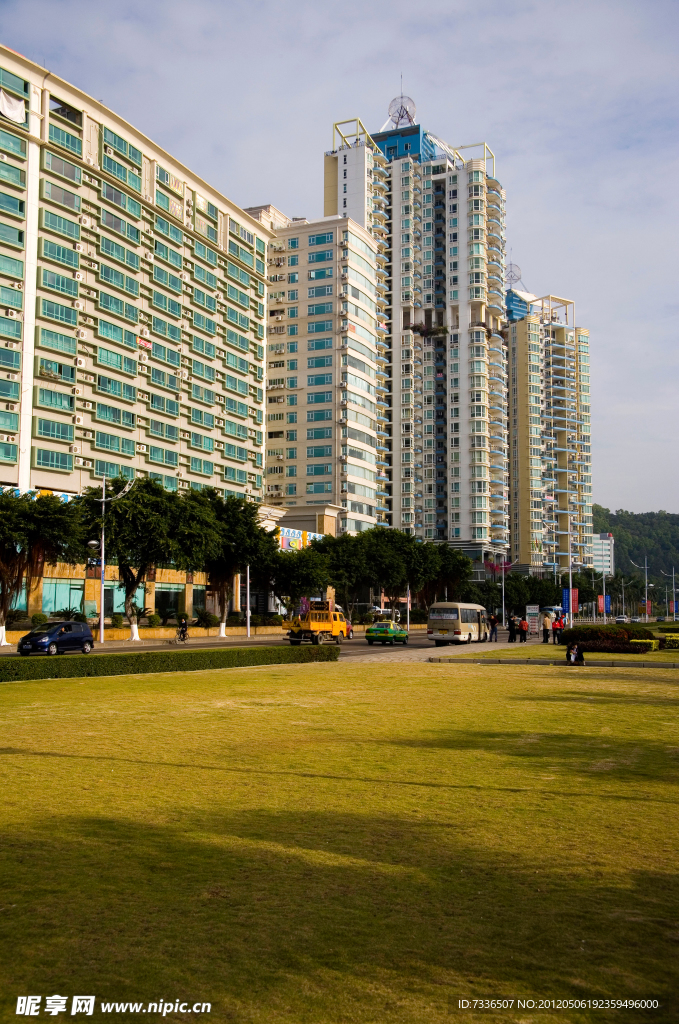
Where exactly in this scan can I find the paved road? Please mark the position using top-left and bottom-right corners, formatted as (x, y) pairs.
(0, 631), (552, 663)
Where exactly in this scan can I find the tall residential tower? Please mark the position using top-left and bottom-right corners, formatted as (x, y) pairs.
(323, 107), (509, 573)
(247, 200), (386, 533)
(506, 290), (593, 573)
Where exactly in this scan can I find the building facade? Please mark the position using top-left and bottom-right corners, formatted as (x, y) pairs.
(506, 291), (593, 572)
(247, 201), (387, 533)
(0, 46), (271, 504)
(323, 112), (509, 573)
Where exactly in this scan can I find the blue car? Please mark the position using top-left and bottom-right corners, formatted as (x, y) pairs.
(17, 621), (94, 656)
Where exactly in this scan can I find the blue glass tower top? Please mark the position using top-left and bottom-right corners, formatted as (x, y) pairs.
(370, 124), (436, 163)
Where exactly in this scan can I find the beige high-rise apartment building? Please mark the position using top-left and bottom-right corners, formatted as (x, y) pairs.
(247, 202), (387, 532)
(322, 110), (509, 573)
(0, 45), (270, 502)
(506, 291), (593, 572)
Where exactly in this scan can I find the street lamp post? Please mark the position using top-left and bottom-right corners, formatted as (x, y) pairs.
(87, 475), (134, 645)
(501, 559), (520, 628)
(246, 564), (251, 639)
(661, 567), (676, 622)
(630, 556), (649, 622)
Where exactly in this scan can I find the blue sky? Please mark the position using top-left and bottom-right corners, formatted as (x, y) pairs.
(4, 0), (678, 512)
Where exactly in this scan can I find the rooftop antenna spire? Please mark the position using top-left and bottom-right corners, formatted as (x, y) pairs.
(380, 86), (416, 132)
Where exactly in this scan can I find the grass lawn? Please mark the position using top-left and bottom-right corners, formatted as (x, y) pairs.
(0, 663), (678, 1023)
(452, 645), (679, 664)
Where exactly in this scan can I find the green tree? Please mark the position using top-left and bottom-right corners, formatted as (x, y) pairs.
(199, 493), (279, 634)
(311, 532), (370, 620)
(409, 542), (441, 606)
(0, 491), (84, 645)
(269, 546), (331, 613)
(503, 574), (530, 616)
(75, 477), (180, 639)
(362, 528), (414, 614)
(439, 547), (475, 601)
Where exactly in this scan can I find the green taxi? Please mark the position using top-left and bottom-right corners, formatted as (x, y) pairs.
(366, 621), (409, 646)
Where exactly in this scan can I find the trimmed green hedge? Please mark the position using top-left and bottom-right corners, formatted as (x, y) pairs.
(630, 639), (659, 652)
(0, 645), (338, 683)
(562, 624), (654, 645)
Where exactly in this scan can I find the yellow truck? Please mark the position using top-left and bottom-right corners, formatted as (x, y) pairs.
(286, 602), (348, 645)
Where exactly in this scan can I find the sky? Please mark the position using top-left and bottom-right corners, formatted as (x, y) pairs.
(3, 0), (678, 513)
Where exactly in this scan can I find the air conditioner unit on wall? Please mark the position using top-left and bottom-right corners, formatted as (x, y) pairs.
(73, 415), (84, 425)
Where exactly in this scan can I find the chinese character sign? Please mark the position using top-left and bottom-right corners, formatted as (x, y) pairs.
(597, 595), (604, 614)
(605, 594), (611, 613)
(562, 588), (570, 613)
(571, 589), (579, 614)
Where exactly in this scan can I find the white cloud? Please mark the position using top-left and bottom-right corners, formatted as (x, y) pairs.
(5, 0), (678, 511)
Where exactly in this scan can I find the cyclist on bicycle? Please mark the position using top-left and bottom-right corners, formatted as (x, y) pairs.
(178, 616), (189, 642)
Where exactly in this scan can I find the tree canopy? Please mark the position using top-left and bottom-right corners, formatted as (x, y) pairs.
(593, 504), (679, 581)
(0, 491), (84, 642)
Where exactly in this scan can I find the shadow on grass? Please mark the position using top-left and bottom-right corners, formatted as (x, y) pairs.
(384, 731), (679, 784)
(511, 691), (679, 708)
(0, 812), (677, 1022)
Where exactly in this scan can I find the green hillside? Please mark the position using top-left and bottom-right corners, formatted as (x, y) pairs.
(593, 505), (679, 580)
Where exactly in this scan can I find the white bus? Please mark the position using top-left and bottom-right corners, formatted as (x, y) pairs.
(427, 602), (488, 646)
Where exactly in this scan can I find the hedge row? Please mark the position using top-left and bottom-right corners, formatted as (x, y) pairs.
(578, 643), (641, 654)
(0, 645), (339, 683)
(630, 639), (659, 652)
(561, 624), (654, 645)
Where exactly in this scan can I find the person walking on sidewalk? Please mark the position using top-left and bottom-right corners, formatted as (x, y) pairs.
(507, 614), (517, 643)
(519, 617), (529, 643)
(489, 613), (499, 642)
(542, 610), (553, 644)
(552, 614), (564, 644)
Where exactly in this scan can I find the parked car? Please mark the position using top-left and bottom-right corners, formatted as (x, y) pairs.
(656, 616), (666, 622)
(630, 616), (641, 623)
(366, 621), (409, 646)
(615, 615), (629, 623)
(18, 621), (94, 656)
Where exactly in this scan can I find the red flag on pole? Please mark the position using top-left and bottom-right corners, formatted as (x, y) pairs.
(597, 595), (604, 613)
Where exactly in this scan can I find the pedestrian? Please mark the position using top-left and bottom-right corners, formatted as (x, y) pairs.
(566, 642), (585, 665)
(507, 614), (517, 643)
(489, 612), (499, 642)
(552, 614), (563, 644)
(519, 617), (529, 643)
(542, 610), (553, 644)
(178, 615), (188, 641)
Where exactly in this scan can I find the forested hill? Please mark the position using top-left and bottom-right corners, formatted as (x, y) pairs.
(593, 505), (679, 579)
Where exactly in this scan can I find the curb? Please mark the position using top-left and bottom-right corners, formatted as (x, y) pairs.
(428, 658), (679, 669)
